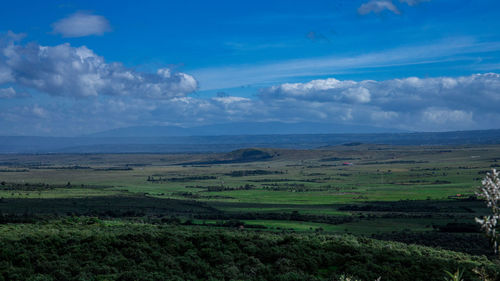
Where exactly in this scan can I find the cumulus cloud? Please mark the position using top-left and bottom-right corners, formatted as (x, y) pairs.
(261, 74), (500, 110)
(260, 78), (371, 103)
(0, 39), (197, 99)
(358, 0), (401, 15)
(52, 12), (111, 37)
(259, 73), (500, 131)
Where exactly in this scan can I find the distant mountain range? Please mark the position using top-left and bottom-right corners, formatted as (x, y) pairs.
(1, 128), (500, 154)
(85, 122), (405, 137)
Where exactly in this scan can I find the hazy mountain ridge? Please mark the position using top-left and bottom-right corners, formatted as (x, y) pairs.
(1, 129), (500, 153)
(85, 122), (405, 137)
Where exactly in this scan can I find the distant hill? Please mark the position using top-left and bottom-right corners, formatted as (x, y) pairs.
(1, 129), (500, 153)
(181, 148), (276, 165)
(85, 122), (404, 137)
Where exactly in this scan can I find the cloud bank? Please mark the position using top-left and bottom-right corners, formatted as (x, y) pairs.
(52, 12), (111, 38)
(0, 37), (197, 99)
(2, 72), (500, 135)
(258, 74), (500, 131)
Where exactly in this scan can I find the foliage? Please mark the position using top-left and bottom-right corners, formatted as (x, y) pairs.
(0, 221), (498, 281)
(475, 169), (500, 254)
(472, 267), (497, 281)
(444, 269), (464, 281)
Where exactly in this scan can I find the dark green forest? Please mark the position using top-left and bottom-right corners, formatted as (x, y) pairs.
(0, 219), (498, 281)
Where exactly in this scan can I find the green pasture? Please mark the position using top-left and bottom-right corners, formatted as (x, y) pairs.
(0, 144), (497, 207)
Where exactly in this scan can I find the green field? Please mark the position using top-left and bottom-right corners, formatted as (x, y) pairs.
(0, 145), (496, 217)
(0, 145), (494, 202)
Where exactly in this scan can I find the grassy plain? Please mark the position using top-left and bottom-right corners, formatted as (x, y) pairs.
(0, 145), (495, 198)
(0, 144), (498, 239)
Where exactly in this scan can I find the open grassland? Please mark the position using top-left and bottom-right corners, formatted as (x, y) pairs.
(0, 145), (496, 203)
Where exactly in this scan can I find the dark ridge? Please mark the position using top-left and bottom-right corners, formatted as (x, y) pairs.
(181, 148), (275, 165)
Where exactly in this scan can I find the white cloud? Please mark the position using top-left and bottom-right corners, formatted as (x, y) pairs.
(261, 73), (500, 110)
(52, 12), (111, 38)
(0, 39), (197, 99)
(342, 87), (371, 103)
(0, 66), (13, 84)
(0, 87), (15, 98)
(31, 105), (48, 118)
(358, 0), (401, 15)
(212, 96), (251, 104)
(260, 78), (371, 103)
(422, 108), (473, 124)
(371, 111), (399, 121)
(357, 0), (430, 16)
(258, 73), (500, 131)
(0, 87), (29, 99)
(399, 0), (430, 6)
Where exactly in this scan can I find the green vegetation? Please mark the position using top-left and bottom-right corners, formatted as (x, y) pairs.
(0, 219), (497, 281)
(1, 145), (500, 279)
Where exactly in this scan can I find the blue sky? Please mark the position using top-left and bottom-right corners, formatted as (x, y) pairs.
(1, 0), (500, 135)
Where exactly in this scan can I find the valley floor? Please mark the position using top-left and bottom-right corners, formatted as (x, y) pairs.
(0, 144), (499, 279)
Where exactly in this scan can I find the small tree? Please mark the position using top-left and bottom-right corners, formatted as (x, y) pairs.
(475, 169), (500, 254)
